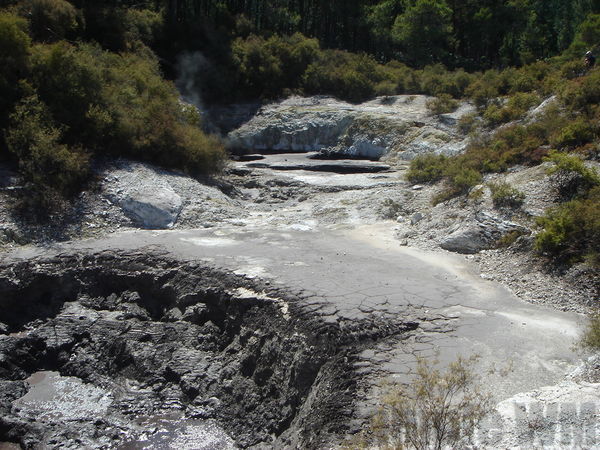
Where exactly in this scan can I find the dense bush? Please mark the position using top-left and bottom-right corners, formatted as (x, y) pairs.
(483, 92), (540, 126)
(231, 33), (320, 99)
(535, 186), (600, 266)
(22, 0), (81, 42)
(0, 11), (30, 153)
(407, 152), (482, 204)
(457, 113), (480, 134)
(303, 50), (382, 103)
(426, 93), (458, 115)
(560, 69), (600, 113)
(550, 118), (597, 149)
(420, 65), (475, 98)
(406, 153), (447, 183)
(79, 6), (163, 51)
(6, 94), (89, 194)
(0, 8), (225, 207)
(465, 77), (500, 110)
(544, 151), (600, 199)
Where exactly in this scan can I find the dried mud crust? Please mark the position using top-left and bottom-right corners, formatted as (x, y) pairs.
(0, 250), (415, 449)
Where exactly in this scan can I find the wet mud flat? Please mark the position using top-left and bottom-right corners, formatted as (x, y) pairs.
(0, 250), (415, 448)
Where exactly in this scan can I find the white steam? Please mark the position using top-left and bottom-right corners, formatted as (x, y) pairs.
(176, 51), (212, 111)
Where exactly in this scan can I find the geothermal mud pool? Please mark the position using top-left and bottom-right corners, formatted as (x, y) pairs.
(0, 251), (416, 448)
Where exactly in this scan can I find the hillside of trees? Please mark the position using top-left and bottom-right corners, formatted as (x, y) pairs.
(0, 0), (599, 264)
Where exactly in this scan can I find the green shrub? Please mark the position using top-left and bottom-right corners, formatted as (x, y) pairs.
(488, 181), (525, 208)
(550, 118), (597, 149)
(559, 60), (586, 80)
(22, 0), (81, 42)
(545, 151), (600, 187)
(457, 112), (480, 134)
(29, 42), (104, 144)
(17, 41), (225, 186)
(447, 164), (482, 192)
(483, 92), (540, 126)
(302, 50), (381, 103)
(406, 153), (447, 183)
(496, 230), (527, 248)
(374, 80), (397, 96)
(232, 32), (320, 99)
(507, 61), (550, 94)
(567, 13), (600, 57)
(0, 11), (31, 148)
(426, 93), (458, 115)
(465, 78), (498, 110)
(560, 70), (600, 113)
(535, 186), (600, 265)
(6, 94), (89, 194)
(80, 6), (163, 51)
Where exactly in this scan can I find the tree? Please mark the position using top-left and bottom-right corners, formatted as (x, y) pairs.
(392, 0), (454, 67)
(0, 11), (31, 156)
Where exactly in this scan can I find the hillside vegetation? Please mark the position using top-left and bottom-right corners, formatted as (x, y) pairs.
(0, 0), (599, 266)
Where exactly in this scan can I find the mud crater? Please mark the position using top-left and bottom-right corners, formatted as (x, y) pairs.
(0, 251), (415, 449)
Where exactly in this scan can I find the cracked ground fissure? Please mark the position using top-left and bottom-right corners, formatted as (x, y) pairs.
(0, 251), (421, 449)
(0, 152), (588, 448)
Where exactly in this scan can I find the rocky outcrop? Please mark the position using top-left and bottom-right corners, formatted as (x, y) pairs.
(227, 96), (474, 160)
(440, 211), (529, 254)
(104, 164), (183, 229)
(120, 186), (182, 229)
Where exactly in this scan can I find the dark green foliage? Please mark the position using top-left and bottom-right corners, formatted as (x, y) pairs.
(483, 92), (541, 126)
(160, 0), (600, 74)
(457, 113), (480, 134)
(560, 69), (600, 113)
(0, 11), (30, 153)
(29, 42), (104, 145)
(567, 13), (600, 56)
(21, 0), (81, 42)
(0, 7), (225, 208)
(303, 51), (381, 103)
(406, 153), (447, 183)
(231, 33), (320, 99)
(392, 0), (453, 67)
(6, 94), (89, 194)
(550, 119), (597, 149)
(80, 6), (163, 51)
(407, 153), (482, 204)
(545, 151), (600, 199)
(535, 186), (600, 266)
(426, 94), (458, 115)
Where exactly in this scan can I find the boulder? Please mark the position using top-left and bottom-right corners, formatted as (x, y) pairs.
(121, 187), (182, 229)
(440, 226), (489, 254)
(440, 211), (528, 254)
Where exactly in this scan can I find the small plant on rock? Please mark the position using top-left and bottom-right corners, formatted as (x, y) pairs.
(488, 181), (526, 208)
(426, 93), (459, 115)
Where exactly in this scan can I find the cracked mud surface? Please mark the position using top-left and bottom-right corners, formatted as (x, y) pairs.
(0, 251), (418, 448)
(0, 148), (596, 448)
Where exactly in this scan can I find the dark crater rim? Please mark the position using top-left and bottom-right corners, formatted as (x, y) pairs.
(0, 249), (418, 448)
